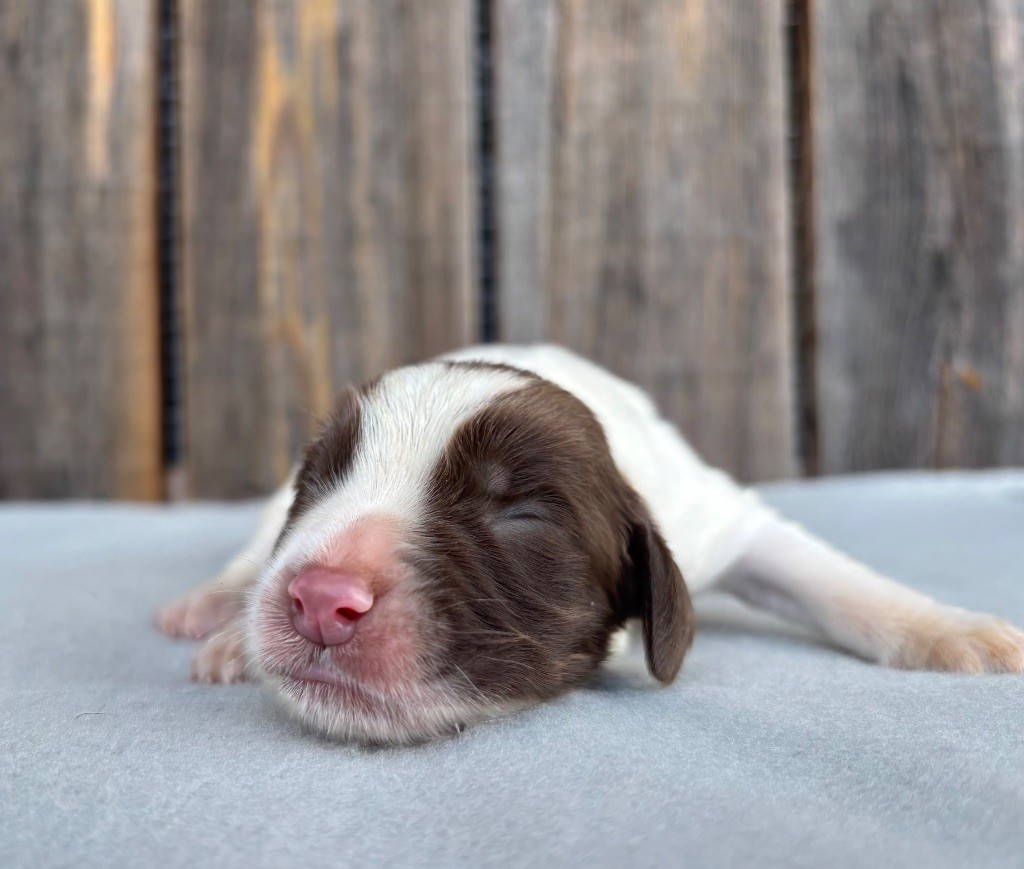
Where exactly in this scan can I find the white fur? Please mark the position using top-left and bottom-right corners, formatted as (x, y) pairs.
(257, 361), (529, 592)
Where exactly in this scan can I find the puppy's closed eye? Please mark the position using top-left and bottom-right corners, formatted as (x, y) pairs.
(497, 501), (554, 527)
(475, 457), (563, 529)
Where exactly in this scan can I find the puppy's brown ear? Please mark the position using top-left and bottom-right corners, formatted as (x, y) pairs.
(625, 506), (695, 683)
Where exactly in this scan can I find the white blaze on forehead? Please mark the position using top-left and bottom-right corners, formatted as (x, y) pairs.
(262, 362), (529, 583)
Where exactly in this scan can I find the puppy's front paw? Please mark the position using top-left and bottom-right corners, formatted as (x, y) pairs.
(191, 630), (249, 684)
(156, 584), (245, 640)
(888, 611), (1024, 674)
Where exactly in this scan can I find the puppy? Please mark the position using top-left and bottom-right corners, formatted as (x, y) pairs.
(156, 345), (1024, 743)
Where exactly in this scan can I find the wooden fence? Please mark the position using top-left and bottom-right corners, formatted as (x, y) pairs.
(1, 0), (1022, 500)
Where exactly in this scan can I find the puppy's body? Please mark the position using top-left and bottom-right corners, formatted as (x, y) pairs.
(158, 345), (1024, 743)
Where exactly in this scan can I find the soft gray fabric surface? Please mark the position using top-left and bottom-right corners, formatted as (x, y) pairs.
(2, 473), (1023, 868)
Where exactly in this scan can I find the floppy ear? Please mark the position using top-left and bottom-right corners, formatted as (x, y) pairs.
(625, 507), (695, 683)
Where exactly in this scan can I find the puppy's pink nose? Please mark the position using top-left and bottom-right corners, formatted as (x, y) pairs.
(287, 568), (374, 646)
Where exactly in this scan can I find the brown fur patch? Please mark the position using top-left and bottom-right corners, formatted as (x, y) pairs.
(280, 384), (363, 541)
(414, 378), (694, 706)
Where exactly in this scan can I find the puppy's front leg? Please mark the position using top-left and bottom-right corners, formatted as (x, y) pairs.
(190, 620), (250, 683)
(715, 517), (1024, 673)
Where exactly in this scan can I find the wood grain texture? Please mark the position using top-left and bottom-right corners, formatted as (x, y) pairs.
(494, 0), (796, 482)
(0, 0), (161, 499)
(180, 0), (476, 497)
(814, 0), (1024, 471)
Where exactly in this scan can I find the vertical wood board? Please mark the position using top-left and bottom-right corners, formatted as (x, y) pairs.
(813, 0), (1024, 471)
(180, 0), (477, 497)
(0, 0), (161, 499)
(494, 0), (796, 482)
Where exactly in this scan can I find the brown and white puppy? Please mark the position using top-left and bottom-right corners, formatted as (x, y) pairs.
(156, 345), (1024, 744)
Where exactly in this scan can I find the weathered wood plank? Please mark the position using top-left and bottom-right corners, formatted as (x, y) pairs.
(494, 0), (796, 482)
(180, 0), (476, 497)
(0, 0), (161, 499)
(814, 0), (1024, 471)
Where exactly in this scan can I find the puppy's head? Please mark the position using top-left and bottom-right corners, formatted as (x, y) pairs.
(248, 361), (693, 743)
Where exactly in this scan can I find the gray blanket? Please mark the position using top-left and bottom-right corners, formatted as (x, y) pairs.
(3, 473), (1023, 868)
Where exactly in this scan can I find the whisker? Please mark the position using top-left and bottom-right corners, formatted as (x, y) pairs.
(431, 597), (513, 617)
(172, 588), (245, 599)
(203, 623), (245, 645)
(446, 628), (524, 641)
(451, 664), (489, 705)
(445, 625), (548, 651)
(475, 656), (541, 677)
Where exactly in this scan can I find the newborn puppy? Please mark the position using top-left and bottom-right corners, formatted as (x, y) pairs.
(156, 345), (1024, 743)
